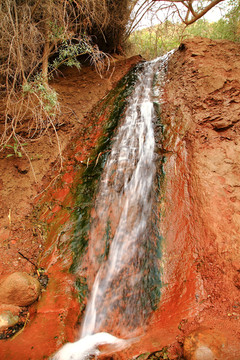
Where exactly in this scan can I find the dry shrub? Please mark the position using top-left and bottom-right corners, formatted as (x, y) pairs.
(0, 0), (114, 162)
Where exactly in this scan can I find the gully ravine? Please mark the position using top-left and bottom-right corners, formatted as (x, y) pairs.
(0, 38), (240, 359)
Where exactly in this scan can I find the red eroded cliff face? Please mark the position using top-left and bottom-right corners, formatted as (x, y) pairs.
(163, 37), (240, 360)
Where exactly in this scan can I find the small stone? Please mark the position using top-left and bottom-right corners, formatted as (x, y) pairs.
(195, 346), (214, 360)
(0, 304), (21, 331)
(0, 272), (41, 307)
(0, 311), (19, 331)
(183, 328), (226, 360)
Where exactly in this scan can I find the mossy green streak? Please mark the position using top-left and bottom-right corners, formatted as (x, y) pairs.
(70, 62), (144, 272)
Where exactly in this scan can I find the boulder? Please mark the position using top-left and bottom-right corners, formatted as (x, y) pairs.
(0, 272), (41, 307)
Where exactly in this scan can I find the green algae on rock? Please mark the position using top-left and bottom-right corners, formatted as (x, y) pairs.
(71, 62), (144, 272)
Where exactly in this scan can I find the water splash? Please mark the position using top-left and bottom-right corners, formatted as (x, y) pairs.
(80, 52), (173, 338)
(51, 332), (128, 360)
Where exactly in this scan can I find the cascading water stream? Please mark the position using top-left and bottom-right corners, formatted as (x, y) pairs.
(53, 52), (173, 360)
(81, 53), (172, 337)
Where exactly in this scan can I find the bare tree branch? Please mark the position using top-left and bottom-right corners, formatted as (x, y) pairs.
(149, 0), (226, 25)
(183, 0), (225, 25)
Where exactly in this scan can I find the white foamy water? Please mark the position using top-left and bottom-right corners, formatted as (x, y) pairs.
(51, 332), (128, 360)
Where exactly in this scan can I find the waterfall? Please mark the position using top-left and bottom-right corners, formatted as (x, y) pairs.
(52, 52), (173, 360)
(81, 53), (172, 337)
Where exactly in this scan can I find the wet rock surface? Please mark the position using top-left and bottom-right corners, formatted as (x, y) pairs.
(0, 272), (41, 307)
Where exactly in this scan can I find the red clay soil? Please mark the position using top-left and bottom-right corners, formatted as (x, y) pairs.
(161, 37), (240, 360)
(0, 55), (142, 359)
(0, 37), (240, 360)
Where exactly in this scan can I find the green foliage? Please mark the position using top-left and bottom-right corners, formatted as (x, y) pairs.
(75, 276), (88, 306)
(3, 137), (27, 158)
(129, 22), (182, 60)
(129, 0), (240, 60)
(22, 75), (59, 116)
(185, 19), (214, 38)
(48, 21), (66, 42)
(217, 0), (240, 42)
(50, 38), (93, 75)
(184, 0), (240, 43)
(184, 3), (240, 43)
(52, 42), (82, 70)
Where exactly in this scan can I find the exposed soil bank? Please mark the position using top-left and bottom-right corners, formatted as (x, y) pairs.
(0, 37), (240, 360)
(162, 37), (240, 359)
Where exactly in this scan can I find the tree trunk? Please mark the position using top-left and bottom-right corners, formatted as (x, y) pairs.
(42, 39), (50, 85)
